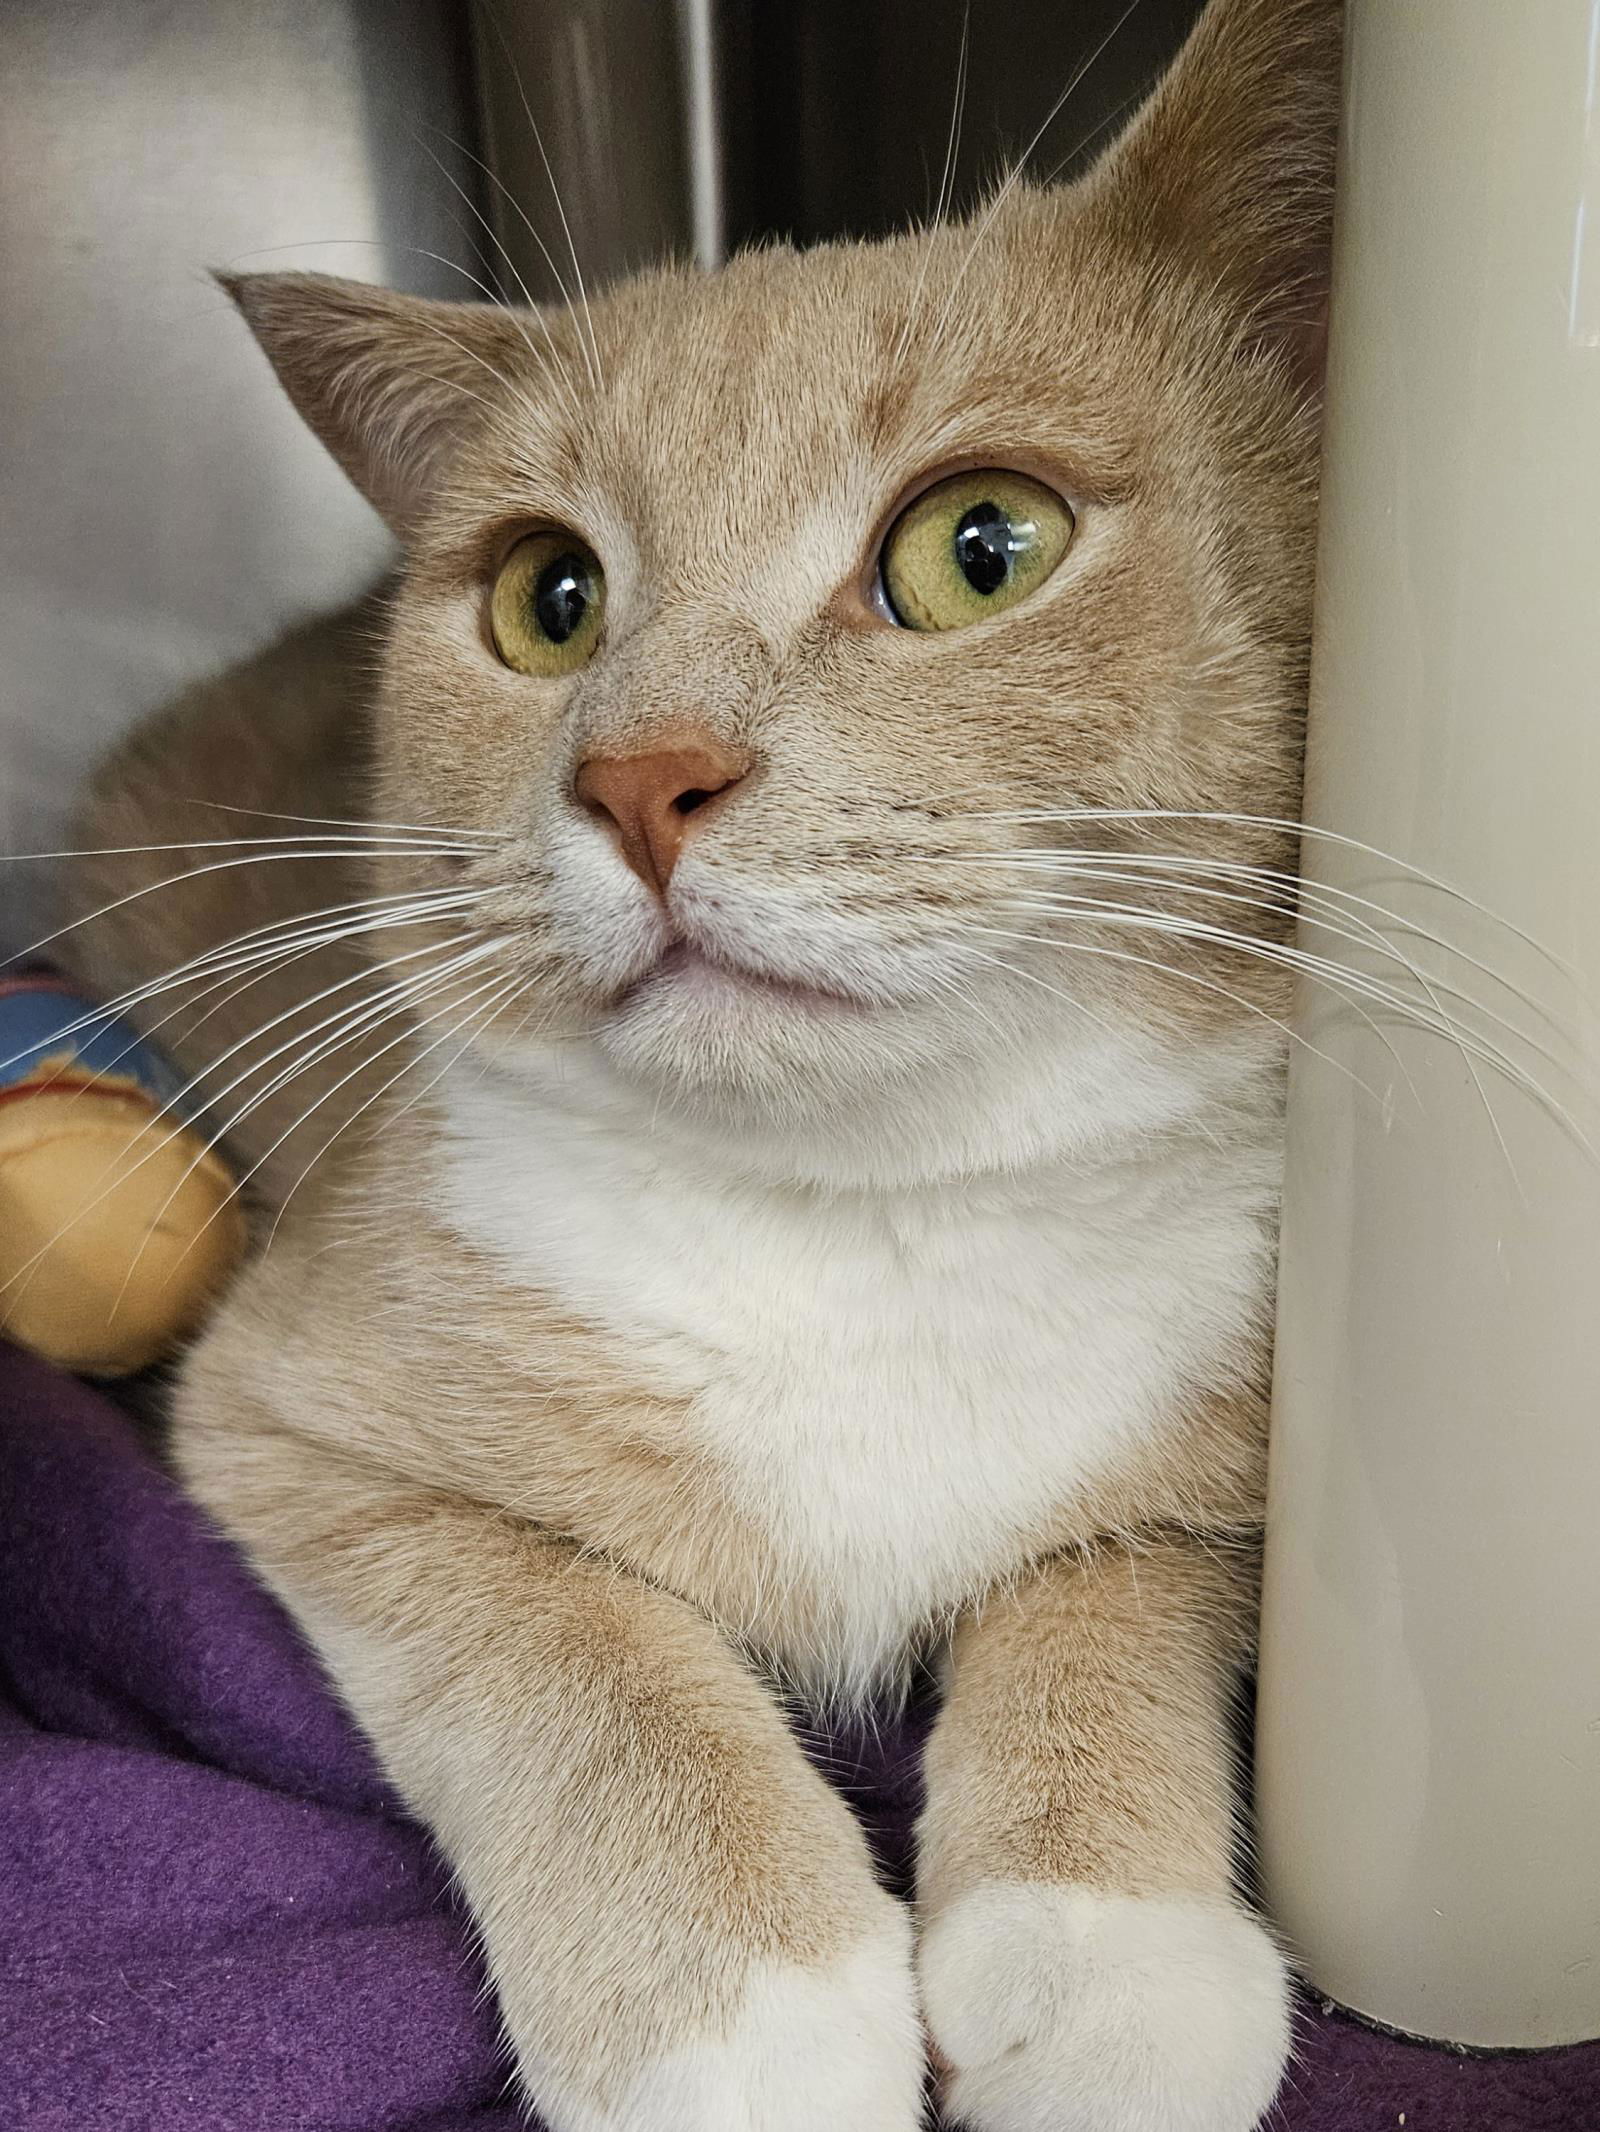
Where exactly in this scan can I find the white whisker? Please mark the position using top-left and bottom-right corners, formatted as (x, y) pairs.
(0, 889), (483, 1089)
(408, 125), (584, 418)
(927, 0), (1147, 354)
(3, 935), (502, 1314)
(477, 5), (603, 386)
(955, 927), (1384, 1105)
(107, 947), (513, 1312)
(970, 807), (1579, 980)
(12, 843), (471, 970)
(961, 912), (1591, 1155)
(265, 968), (527, 1246)
(997, 865), (1569, 1087)
(178, 798), (503, 841)
(890, 5), (970, 374)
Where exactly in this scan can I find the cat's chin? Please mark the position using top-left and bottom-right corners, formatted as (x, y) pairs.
(591, 942), (948, 1113)
(615, 942), (872, 1021)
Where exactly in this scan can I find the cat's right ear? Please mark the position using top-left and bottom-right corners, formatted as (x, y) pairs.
(216, 271), (529, 536)
(1084, 0), (1344, 393)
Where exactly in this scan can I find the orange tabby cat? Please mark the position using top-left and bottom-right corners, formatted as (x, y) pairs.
(66, 2), (1341, 2124)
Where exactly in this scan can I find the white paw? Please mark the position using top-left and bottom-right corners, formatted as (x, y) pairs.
(919, 1882), (1290, 2132)
(557, 1907), (925, 2132)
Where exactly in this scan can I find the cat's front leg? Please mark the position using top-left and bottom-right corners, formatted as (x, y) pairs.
(175, 1422), (923, 2132)
(916, 1537), (1289, 2132)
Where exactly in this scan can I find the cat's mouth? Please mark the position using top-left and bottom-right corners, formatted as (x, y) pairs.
(612, 939), (871, 1018)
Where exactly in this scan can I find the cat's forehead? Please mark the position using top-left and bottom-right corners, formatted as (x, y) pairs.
(489, 198), (1150, 600)
(587, 251), (910, 582)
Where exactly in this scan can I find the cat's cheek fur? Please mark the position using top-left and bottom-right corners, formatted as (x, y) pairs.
(549, 1923), (925, 2132)
(919, 1883), (1291, 2132)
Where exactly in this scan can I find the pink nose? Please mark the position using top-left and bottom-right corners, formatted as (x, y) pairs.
(574, 734), (750, 896)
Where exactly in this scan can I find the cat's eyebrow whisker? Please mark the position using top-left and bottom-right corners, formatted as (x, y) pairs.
(405, 361), (503, 423)
(395, 286), (526, 401)
(448, 22), (604, 391)
(408, 124), (585, 419)
(1039, 84), (1147, 190)
(929, 0), (1147, 355)
(890, 3), (971, 376)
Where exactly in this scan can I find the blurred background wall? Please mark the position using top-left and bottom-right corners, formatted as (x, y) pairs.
(0, 0), (1200, 950)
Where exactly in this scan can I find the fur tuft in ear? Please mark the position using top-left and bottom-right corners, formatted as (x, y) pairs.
(216, 271), (533, 534)
(1089, 0), (1343, 386)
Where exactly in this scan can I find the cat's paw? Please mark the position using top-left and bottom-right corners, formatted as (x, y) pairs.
(919, 1881), (1290, 2132)
(550, 1906), (925, 2132)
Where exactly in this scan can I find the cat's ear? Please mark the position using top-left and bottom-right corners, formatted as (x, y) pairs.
(1088, 0), (1343, 387)
(216, 271), (528, 534)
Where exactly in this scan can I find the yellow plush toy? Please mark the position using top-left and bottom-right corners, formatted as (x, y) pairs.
(0, 973), (245, 1376)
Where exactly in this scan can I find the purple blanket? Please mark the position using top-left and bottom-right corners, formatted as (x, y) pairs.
(2, 1338), (1595, 2131)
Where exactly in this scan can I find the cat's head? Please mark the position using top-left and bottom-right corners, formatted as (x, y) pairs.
(223, 0), (1340, 1185)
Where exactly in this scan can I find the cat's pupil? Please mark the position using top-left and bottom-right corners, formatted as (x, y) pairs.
(534, 555), (592, 644)
(953, 503), (1016, 596)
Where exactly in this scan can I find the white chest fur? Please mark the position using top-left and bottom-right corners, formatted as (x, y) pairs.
(432, 1055), (1278, 1694)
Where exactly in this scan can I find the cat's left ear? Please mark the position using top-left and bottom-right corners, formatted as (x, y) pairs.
(216, 270), (533, 535)
(1086, 0), (1344, 390)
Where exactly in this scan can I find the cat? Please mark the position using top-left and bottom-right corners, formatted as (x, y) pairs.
(63, 0), (1342, 2125)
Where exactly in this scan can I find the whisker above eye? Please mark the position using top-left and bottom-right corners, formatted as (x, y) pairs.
(927, 0), (1148, 359)
(889, 5), (971, 376)
(471, 8), (603, 384)
(407, 121), (586, 418)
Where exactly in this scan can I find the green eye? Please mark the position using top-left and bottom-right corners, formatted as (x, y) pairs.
(490, 530), (606, 676)
(878, 470), (1075, 631)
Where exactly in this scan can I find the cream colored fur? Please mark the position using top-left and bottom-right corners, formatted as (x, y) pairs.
(63, 2), (1342, 2125)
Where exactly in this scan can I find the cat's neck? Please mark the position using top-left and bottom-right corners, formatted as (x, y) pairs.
(423, 1015), (1283, 1244)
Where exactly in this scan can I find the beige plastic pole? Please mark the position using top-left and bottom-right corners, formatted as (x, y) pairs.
(1256, 0), (1600, 2049)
